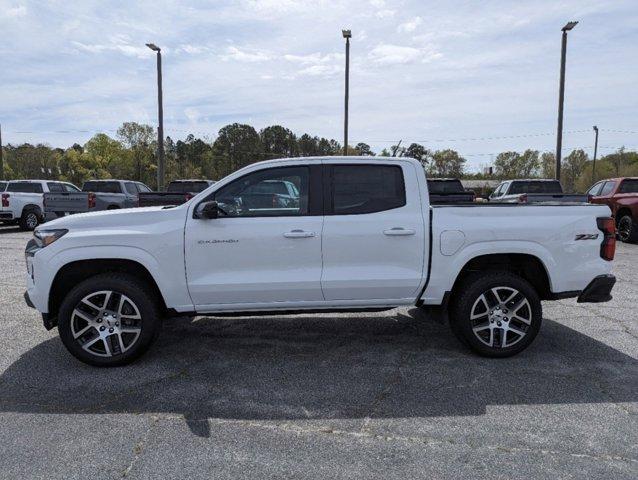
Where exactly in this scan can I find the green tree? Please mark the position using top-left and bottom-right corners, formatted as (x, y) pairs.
(260, 125), (298, 159)
(405, 143), (430, 164)
(117, 122), (156, 185)
(429, 149), (466, 177)
(354, 142), (375, 156)
(211, 123), (262, 177)
(540, 152), (555, 178)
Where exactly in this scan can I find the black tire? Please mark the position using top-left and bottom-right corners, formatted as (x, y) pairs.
(19, 209), (41, 231)
(107, 205), (120, 210)
(449, 271), (542, 358)
(617, 214), (638, 243)
(58, 273), (162, 367)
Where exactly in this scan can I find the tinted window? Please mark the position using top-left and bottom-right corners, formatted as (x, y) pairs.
(587, 182), (604, 196)
(619, 179), (638, 194)
(47, 182), (64, 193)
(124, 182), (139, 195)
(600, 181), (616, 196)
(213, 166), (309, 217)
(331, 165), (405, 215)
(7, 182), (43, 193)
(509, 181), (562, 195)
(64, 184), (80, 192)
(82, 181), (121, 193)
(168, 181), (209, 193)
(137, 183), (151, 193)
(0, 182), (6, 191)
(427, 180), (464, 194)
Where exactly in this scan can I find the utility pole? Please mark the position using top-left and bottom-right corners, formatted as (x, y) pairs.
(591, 126), (599, 183)
(146, 43), (165, 191)
(342, 30), (351, 156)
(555, 21), (578, 182)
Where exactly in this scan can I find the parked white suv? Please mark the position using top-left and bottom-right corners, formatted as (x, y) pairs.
(1, 180), (80, 230)
(24, 157), (617, 366)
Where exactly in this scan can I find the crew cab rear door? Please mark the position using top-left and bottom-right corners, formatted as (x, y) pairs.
(320, 160), (427, 301)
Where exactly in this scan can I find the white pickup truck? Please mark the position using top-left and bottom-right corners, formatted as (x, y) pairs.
(24, 157), (617, 366)
(0, 180), (80, 230)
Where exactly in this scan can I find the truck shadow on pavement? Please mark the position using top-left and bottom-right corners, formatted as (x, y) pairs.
(1, 309), (636, 437)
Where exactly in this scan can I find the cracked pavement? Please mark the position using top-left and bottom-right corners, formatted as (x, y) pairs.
(0, 225), (636, 479)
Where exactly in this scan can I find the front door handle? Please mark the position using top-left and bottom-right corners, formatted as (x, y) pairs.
(383, 227), (416, 236)
(284, 229), (316, 238)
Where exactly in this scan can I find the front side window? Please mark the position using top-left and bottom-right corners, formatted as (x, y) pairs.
(330, 165), (405, 215)
(125, 182), (139, 195)
(619, 179), (638, 194)
(64, 183), (80, 192)
(7, 182), (43, 193)
(137, 183), (151, 193)
(600, 181), (616, 196)
(213, 166), (309, 217)
(588, 182), (604, 196)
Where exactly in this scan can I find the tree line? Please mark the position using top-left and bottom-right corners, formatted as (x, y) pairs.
(1, 121), (636, 193)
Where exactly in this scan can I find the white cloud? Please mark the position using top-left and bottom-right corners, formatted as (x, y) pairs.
(369, 0), (385, 7)
(284, 52), (343, 65)
(297, 64), (342, 76)
(221, 46), (272, 62)
(375, 9), (395, 19)
(397, 16), (422, 33)
(4, 4), (27, 18)
(368, 43), (441, 65)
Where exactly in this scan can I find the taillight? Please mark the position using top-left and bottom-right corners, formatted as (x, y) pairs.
(1, 193), (9, 207)
(518, 194), (528, 203)
(597, 217), (616, 261)
(88, 192), (96, 209)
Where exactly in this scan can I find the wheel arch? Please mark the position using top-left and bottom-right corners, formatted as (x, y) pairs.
(48, 258), (168, 324)
(21, 203), (43, 218)
(616, 207), (633, 221)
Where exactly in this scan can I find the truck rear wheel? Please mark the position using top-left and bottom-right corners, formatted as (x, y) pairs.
(57, 273), (162, 366)
(19, 209), (41, 231)
(617, 215), (638, 243)
(449, 272), (542, 357)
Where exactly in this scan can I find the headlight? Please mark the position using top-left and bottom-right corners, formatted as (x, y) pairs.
(33, 228), (68, 248)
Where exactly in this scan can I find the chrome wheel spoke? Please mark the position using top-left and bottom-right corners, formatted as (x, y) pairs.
(82, 336), (101, 351)
(72, 309), (95, 323)
(501, 328), (507, 347)
(511, 314), (531, 325)
(73, 324), (93, 339)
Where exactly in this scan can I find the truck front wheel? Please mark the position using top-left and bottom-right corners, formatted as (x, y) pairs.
(449, 272), (542, 357)
(617, 215), (638, 243)
(57, 273), (162, 366)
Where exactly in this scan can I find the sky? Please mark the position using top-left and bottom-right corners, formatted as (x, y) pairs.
(0, 0), (637, 171)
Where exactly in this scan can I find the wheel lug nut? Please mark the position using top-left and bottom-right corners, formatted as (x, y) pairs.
(109, 328), (114, 333)
(99, 326), (105, 331)
(497, 321), (502, 326)
(503, 317), (508, 321)
(97, 319), (102, 323)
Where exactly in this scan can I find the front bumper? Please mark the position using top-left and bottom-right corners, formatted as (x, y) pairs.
(577, 274), (616, 303)
(24, 290), (55, 330)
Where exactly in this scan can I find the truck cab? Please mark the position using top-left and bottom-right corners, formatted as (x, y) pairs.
(588, 177), (638, 243)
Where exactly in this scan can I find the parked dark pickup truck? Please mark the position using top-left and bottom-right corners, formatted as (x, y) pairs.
(426, 179), (475, 204)
(489, 179), (588, 204)
(588, 177), (638, 243)
(137, 180), (216, 207)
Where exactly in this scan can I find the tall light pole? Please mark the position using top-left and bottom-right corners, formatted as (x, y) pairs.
(342, 29), (351, 156)
(146, 43), (165, 191)
(555, 21), (578, 182)
(592, 125), (599, 183)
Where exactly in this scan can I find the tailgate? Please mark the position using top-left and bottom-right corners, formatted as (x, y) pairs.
(44, 192), (89, 213)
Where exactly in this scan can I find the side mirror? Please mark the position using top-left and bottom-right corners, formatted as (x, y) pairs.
(197, 201), (219, 219)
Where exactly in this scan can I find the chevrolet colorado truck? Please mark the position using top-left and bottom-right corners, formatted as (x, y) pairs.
(43, 179), (152, 219)
(0, 180), (80, 230)
(587, 177), (638, 243)
(24, 157), (617, 366)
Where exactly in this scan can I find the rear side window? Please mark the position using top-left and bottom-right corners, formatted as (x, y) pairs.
(7, 182), (43, 193)
(619, 179), (638, 193)
(330, 165), (406, 215)
(509, 181), (562, 195)
(600, 181), (616, 196)
(427, 180), (464, 194)
(82, 181), (121, 193)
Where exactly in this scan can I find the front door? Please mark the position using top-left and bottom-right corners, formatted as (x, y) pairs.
(185, 164), (324, 309)
(321, 161), (427, 301)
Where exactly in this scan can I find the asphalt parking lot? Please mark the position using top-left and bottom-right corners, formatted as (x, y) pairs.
(0, 225), (636, 479)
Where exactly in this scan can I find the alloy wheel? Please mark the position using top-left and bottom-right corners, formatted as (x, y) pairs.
(470, 286), (532, 348)
(70, 290), (142, 357)
(26, 213), (38, 229)
(618, 216), (632, 242)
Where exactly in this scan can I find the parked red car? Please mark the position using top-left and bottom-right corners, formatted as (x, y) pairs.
(588, 177), (638, 243)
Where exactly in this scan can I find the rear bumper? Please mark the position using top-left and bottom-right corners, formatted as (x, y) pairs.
(577, 274), (616, 303)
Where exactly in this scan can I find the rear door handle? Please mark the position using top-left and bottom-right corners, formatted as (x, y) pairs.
(284, 229), (316, 238)
(383, 227), (416, 236)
